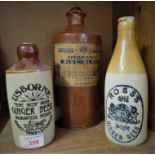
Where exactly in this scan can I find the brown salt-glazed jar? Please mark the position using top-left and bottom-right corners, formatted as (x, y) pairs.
(6, 43), (55, 149)
(53, 7), (102, 128)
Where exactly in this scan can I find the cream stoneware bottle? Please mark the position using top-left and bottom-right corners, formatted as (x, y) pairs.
(6, 43), (55, 149)
(105, 16), (148, 146)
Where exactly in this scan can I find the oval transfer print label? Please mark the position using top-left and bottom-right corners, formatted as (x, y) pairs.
(106, 85), (143, 143)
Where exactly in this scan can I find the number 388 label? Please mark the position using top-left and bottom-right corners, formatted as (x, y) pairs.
(19, 134), (44, 148)
(106, 85), (143, 143)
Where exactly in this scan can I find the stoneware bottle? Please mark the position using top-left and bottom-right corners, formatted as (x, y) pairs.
(6, 43), (55, 149)
(105, 16), (148, 146)
(53, 7), (102, 128)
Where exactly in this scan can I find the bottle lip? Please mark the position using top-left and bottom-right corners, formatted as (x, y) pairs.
(118, 16), (135, 23)
(22, 42), (34, 44)
(66, 6), (86, 17)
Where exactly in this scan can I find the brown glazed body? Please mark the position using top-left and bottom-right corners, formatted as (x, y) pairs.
(53, 7), (102, 128)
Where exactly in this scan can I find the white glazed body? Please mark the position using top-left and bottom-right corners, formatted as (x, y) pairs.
(6, 69), (55, 149)
(105, 73), (148, 145)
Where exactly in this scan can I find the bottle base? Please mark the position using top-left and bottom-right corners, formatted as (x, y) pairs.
(105, 133), (147, 146)
(14, 135), (55, 150)
(57, 118), (102, 129)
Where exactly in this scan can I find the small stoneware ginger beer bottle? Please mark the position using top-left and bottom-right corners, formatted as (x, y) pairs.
(53, 7), (102, 128)
(105, 17), (148, 146)
(6, 43), (55, 149)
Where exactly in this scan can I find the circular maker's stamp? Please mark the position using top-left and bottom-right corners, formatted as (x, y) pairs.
(106, 85), (143, 143)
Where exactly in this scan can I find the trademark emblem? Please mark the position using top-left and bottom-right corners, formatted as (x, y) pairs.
(106, 85), (143, 143)
(80, 46), (88, 53)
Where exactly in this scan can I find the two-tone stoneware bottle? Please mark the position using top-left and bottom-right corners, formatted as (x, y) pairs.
(105, 17), (148, 145)
(6, 43), (55, 149)
(53, 7), (102, 128)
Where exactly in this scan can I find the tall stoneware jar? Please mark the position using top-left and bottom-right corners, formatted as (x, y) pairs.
(53, 7), (102, 128)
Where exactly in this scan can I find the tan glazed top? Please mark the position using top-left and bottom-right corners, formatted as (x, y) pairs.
(6, 43), (49, 73)
(107, 16), (146, 74)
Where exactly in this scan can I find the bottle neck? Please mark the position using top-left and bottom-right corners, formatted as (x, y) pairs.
(107, 18), (146, 73)
(68, 16), (84, 26)
(116, 21), (137, 48)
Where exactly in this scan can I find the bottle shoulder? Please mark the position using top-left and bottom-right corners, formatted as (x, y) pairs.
(6, 59), (50, 73)
(53, 32), (101, 43)
(53, 26), (101, 43)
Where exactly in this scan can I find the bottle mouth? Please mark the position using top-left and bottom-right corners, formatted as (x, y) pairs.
(118, 16), (135, 23)
(22, 42), (35, 45)
(66, 6), (86, 17)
